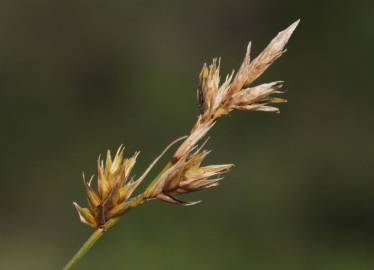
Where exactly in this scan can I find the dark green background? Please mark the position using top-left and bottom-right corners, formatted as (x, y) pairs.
(0, 0), (373, 269)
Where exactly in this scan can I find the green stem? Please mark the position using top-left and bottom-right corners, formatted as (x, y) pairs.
(62, 218), (119, 270)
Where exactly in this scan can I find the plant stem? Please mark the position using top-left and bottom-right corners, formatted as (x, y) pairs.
(62, 218), (119, 270)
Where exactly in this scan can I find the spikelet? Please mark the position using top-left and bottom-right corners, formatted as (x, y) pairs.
(73, 147), (141, 228)
(144, 147), (233, 205)
(73, 137), (186, 227)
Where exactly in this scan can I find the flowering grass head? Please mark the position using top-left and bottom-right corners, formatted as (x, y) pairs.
(72, 19), (299, 228)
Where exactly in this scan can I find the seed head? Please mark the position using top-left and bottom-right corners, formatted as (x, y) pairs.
(72, 20), (299, 229)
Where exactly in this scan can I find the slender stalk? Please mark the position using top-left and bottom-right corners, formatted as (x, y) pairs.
(62, 218), (119, 270)
(62, 229), (103, 270)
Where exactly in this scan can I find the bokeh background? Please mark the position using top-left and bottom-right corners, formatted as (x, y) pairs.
(0, 0), (373, 269)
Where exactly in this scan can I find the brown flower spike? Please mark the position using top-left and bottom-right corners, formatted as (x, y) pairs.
(73, 20), (299, 228)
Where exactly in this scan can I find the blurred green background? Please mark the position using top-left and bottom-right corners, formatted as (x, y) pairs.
(0, 0), (373, 269)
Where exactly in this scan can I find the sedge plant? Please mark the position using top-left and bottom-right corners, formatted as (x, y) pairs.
(63, 20), (300, 270)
